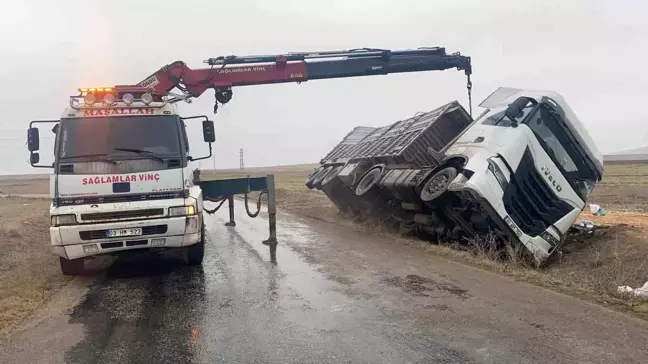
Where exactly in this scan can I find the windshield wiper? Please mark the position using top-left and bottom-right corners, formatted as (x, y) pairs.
(113, 148), (165, 162)
(62, 153), (117, 164)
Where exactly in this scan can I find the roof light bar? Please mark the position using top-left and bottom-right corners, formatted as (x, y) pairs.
(71, 86), (169, 109)
(78, 87), (114, 94)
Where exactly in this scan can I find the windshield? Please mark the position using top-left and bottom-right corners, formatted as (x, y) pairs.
(523, 104), (598, 200)
(58, 116), (182, 160)
(482, 99), (535, 127)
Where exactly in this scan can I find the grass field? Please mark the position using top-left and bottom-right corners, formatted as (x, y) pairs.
(1, 162), (648, 334)
(0, 197), (71, 336)
(587, 163), (648, 212)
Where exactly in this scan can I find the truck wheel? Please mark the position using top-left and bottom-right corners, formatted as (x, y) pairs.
(420, 166), (457, 202)
(321, 165), (344, 187)
(305, 167), (323, 189)
(355, 166), (384, 196)
(312, 166), (333, 190)
(187, 226), (205, 265)
(59, 257), (84, 275)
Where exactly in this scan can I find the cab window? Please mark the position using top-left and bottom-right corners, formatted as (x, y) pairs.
(482, 103), (534, 127)
(524, 105), (598, 200)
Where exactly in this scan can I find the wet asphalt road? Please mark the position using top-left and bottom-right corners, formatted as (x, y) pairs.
(3, 205), (648, 363)
(61, 211), (459, 364)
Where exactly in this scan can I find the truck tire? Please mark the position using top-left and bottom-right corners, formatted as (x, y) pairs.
(312, 166), (334, 190)
(59, 257), (84, 275)
(420, 166), (457, 202)
(305, 167), (324, 189)
(187, 226), (205, 266)
(355, 166), (384, 196)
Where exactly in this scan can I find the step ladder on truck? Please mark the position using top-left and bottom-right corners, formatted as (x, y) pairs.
(26, 47), (476, 275)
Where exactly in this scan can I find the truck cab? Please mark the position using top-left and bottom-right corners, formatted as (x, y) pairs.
(440, 87), (604, 263)
(27, 87), (216, 274)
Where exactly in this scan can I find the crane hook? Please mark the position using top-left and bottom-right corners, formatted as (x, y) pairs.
(213, 87), (233, 114)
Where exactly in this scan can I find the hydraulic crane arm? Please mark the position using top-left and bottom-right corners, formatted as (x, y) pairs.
(122, 47), (473, 114)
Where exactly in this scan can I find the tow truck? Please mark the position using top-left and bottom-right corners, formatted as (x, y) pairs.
(26, 47), (476, 275)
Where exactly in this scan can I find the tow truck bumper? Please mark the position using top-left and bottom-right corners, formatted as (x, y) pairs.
(50, 215), (202, 260)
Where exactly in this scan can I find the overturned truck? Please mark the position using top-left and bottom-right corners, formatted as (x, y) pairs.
(306, 87), (604, 265)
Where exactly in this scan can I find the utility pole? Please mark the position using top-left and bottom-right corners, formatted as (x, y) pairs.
(239, 149), (244, 170)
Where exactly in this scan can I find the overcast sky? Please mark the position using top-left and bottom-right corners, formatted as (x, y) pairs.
(1, 0), (646, 174)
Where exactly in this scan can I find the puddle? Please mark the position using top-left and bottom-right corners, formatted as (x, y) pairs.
(383, 274), (471, 300)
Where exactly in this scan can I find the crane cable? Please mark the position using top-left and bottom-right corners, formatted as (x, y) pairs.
(466, 74), (473, 119)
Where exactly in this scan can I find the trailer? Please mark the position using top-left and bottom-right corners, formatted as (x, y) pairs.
(306, 101), (474, 221)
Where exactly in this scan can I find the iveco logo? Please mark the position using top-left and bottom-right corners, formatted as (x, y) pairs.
(540, 165), (562, 192)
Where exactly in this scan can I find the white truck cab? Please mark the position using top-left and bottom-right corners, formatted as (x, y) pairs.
(440, 87), (604, 263)
(27, 88), (217, 274)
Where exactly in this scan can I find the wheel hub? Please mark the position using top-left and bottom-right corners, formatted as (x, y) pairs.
(427, 175), (448, 193)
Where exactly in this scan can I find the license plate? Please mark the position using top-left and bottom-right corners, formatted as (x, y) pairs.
(106, 228), (142, 238)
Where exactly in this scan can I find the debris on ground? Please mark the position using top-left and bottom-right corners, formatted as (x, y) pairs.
(579, 220), (596, 229)
(589, 203), (607, 216)
(618, 281), (648, 298)
(568, 220), (609, 239)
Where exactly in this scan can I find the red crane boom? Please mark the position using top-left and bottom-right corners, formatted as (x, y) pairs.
(117, 47), (473, 115)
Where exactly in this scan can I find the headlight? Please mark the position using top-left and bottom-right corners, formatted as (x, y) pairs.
(487, 158), (508, 190)
(169, 205), (196, 216)
(51, 214), (77, 227)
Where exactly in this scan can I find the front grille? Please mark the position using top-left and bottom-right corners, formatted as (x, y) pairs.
(126, 240), (148, 247)
(79, 225), (168, 240)
(80, 208), (164, 222)
(101, 242), (123, 249)
(503, 148), (573, 237)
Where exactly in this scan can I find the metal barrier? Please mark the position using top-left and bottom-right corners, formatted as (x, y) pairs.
(198, 174), (278, 261)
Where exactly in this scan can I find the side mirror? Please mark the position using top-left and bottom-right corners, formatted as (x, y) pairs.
(51, 123), (59, 134)
(30, 152), (40, 165)
(202, 120), (215, 143)
(27, 127), (40, 152)
(504, 97), (534, 124)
